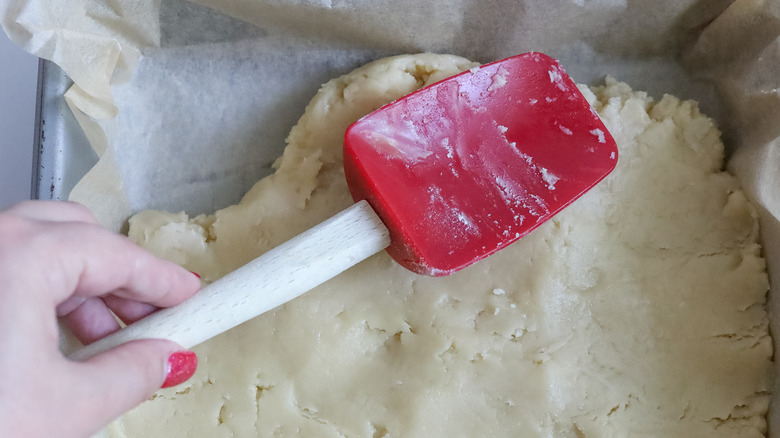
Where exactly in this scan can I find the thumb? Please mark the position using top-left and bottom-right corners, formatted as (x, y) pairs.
(64, 339), (197, 437)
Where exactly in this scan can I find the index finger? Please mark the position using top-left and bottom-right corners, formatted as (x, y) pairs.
(35, 221), (201, 309)
(4, 200), (98, 224)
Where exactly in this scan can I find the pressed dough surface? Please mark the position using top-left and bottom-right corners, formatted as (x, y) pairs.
(112, 54), (771, 437)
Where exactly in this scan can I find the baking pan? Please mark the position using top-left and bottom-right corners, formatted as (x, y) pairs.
(32, 59), (97, 202)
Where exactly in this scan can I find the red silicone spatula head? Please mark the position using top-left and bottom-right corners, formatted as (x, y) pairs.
(344, 52), (618, 276)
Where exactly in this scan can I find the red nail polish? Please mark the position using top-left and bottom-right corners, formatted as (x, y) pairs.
(162, 351), (198, 388)
(190, 271), (201, 279)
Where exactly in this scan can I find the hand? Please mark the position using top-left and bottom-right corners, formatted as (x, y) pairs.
(0, 201), (201, 438)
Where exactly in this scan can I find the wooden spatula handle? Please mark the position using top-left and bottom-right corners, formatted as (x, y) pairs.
(68, 200), (390, 362)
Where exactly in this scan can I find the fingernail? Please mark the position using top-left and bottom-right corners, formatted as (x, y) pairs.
(190, 271), (201, 279)
(162, 351), (198, 388)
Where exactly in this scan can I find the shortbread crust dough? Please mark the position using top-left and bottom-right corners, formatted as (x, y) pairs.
(111, 54), (771, 437)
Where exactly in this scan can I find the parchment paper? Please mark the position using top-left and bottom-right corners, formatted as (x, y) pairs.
(2, 0), (779, 433)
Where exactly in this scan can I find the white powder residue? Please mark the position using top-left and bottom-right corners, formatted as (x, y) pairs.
(443, 137), (458, 177)
(427, 186), (479, 239)
(428, 185), (445, 204)
(545, 97), (557, 103)
(442, 137), (454, 159)
(359, 117), (432, 162)
(529, 194), (550, 215)
(589, 128), (606, 144)
(487, 66), (510, 92)
(487, 147), (554, 217)
(558, 124), (573, 136)
(540, 168), (560, 190)
(497, 125), (508, 134)
(493, 288), (506, 295)
(519, 151), (534, 166)
(528, 98), (538, 105)
(548, 68), (562, 85)
(495, 173), (547, 218)
(494, 174), (525, 203)
(548, 65), (569, 92)
(456, 210), (478, 232)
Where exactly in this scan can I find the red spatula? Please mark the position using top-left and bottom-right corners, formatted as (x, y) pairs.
(70, 53), (617, 361)
(346, 52), (617, 275)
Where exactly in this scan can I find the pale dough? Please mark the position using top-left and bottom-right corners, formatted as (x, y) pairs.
(111, 54), (771, 437)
